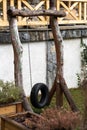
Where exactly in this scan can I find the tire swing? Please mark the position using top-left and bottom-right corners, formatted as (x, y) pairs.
(30, 83), (49, 108)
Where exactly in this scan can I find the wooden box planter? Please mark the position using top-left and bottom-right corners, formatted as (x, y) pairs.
(1, 109), (80, 130)
(1, 112), (40, 130)
(0, 102), (23, 116)
(0, 101), (23, 127)
(0, 102), (23, 115)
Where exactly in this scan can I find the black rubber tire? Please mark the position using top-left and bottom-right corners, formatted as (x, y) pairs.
(30, 83), (49, 108)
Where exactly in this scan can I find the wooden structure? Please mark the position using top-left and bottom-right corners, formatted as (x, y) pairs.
(0, 102), (23, 127)
(1, 0), (87, 27)
(7, 0), (78, 112)
(0, 102), (23, 116)
(1, 112), (40, 130)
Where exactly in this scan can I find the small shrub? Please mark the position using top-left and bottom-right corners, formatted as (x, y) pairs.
(22, 108), (81, 130)
(0, 80), (22, 105)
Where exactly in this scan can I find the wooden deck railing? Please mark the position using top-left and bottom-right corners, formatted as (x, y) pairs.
(0, 0), (87, 27)
(58, 0), (87, 24)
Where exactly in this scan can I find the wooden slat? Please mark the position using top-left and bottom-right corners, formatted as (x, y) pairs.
(34, 1), (46, 21)
(10, 0), (14, 6)
(60, 1), (78, 20)
(70, 2), (78, 10)
(1, 0), (87, 26)
(22, 0), (45, 21)
(46, 0), (50, 23)
(17, 0), (22, 21)
(59, 20), (87, 24)
(68, 1), (71, 8)
(3, 0), (7, 21)
(18, 20), (48, 26)
(0, 105), (16, 115)
(22, 0), (34, 10)
(46, 0), (49, 9)
(57, 0), (60, 11)
(16, 103), (23, 113)
(34, 1), (45, 10)
(61, 0), (87, 2)
(84, 3), (87, 20)
(79, 2), (81, 20)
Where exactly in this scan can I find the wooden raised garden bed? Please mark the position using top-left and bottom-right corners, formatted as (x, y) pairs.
(1, 108), (80, 130)
(0, 101), (23, 128)
(0, 102), (23, 116)
(1, 111), (42, 130)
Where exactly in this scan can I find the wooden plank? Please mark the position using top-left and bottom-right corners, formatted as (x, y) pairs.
(79, 2), (81, 20)
(16, 103), (23, 113)
(46, 0), (50, 22)
(0, 0), (2, 3)
(22, 0), (45, 21)
(17, 0), (22, 21)
(2, 118), (29, 130)
(84, 3), (87, 20)
(60, 1), (78, 20)
(57, 0), (60, 11)
(34, 1), (45, 10)
(0, 105), (16, 115)
(61, 0), (87, 2)
(34, 1), (46, 21)
(3, 0), (7, 21)
(22, 0), (34, 10)
(70, 2), (78, 10)
(10, 0), (14, 6)
(46, 0), (49, 9)
(1, 112), (42, 130)
(1, 118), (5, 130)
(58, 20), (87, 24)
(0, 0), (87, 26)
(18, 20), (48, 26)
(69, 1), (71, 8)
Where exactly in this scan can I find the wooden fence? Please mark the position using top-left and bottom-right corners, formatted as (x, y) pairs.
(0, 0), (87, 27)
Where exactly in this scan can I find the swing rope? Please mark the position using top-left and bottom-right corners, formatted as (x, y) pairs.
(45, 26), (49, 86)
(26, 20), (33, 89)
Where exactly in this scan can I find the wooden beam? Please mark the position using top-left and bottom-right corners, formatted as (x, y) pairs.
(49, 0), (63, 108)
(8, 7), (33, 112)
(7, 8), (66, 17)
(49, 0), (78, 112)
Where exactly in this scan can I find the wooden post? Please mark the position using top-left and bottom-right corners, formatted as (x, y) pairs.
(8, 7), (33, 112)
(49, 0), (63, 107)
(49, 0), (78, 111)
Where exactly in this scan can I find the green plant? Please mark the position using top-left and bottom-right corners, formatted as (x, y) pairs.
(76, 73), (81, 87)
(77, 38), (87, 87)
(0, 80), (22, 104)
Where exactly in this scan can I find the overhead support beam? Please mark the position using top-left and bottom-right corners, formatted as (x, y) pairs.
(7, 9), (66, 17)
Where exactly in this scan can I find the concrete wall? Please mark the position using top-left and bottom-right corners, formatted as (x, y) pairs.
(47, 39), (81, 89)
(0, 28), (86, 96)
(0, 42), (46, 96)
(63, 39), (81, 88)
(0, 38), (81, 96)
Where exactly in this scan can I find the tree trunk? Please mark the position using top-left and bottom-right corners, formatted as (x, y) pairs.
(8, 7), (33, 112)
(49, 0), (78, 112)
(81, 80), (87, 130)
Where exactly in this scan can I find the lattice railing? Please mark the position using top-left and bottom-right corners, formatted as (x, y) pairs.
(0, 0), (49, 26)
(0, 0), (87, 27)
(58, 0), (87, 24)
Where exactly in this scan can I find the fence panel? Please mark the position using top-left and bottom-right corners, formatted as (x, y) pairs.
(0, 0), (87, 27)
